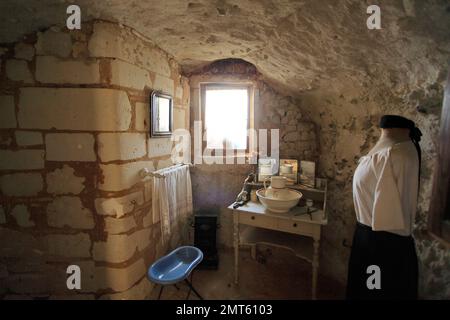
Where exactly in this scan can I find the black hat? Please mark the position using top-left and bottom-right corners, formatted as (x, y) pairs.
(379, 115), (415, 129)
(379, 114), (422, 143)
(379, 115), (422, 185)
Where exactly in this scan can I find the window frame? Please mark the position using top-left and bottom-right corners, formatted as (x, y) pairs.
(200, 82), (254, 155)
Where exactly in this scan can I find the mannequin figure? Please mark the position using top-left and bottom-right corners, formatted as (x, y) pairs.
(367, 128), (411, 156)
(346, 115), (422, 300)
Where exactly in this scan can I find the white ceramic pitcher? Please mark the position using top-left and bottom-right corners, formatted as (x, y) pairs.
(264, 176), (287, 198)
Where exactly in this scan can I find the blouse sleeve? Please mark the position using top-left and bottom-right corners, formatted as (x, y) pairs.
(371, 148), (406, 231)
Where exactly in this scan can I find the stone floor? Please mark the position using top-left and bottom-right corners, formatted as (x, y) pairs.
(149, 246), (345, 300)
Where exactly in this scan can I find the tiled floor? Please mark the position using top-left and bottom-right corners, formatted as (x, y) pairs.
(149, 246), (345, 300)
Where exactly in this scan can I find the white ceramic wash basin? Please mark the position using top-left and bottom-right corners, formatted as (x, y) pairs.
(256, 188), (303, 213)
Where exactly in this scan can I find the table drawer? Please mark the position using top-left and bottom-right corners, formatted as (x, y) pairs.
(239, 213), (276, 229)
(277, 219), (316, 236)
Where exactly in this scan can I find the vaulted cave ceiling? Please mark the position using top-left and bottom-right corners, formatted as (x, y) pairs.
(1, 0), (449, 97)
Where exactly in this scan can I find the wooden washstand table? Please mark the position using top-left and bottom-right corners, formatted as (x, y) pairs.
(228, 183), (327, 300)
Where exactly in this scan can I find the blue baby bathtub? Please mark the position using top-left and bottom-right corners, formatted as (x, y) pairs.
(148, 246), (204, 299)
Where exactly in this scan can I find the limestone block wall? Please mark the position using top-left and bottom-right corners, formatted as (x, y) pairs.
(0, 21), (190, 299)
(188, 60), (318, 247)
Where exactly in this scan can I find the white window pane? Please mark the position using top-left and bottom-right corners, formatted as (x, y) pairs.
(205, 88), (248, 150)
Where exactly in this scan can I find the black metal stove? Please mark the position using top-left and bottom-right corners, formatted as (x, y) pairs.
(194, 212), (219, 269)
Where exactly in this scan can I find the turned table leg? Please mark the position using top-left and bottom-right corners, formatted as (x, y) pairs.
(233, 211), (240, 285)
(312, 238), (320, 300)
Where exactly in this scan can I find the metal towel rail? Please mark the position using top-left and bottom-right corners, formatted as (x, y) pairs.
(139, 163), (194, 179)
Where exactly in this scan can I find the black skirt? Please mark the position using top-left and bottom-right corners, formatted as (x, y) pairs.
(346, 222), (418, 300)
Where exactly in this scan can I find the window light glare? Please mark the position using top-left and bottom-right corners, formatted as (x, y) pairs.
(205, 88), (248, 150)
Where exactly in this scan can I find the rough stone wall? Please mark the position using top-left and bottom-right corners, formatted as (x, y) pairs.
(188, 60), (317, 247)
(0, 21), (190, 299)
(299, 70), (450, 299)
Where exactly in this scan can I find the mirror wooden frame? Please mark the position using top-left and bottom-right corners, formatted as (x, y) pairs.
(150, 91), (173, 137)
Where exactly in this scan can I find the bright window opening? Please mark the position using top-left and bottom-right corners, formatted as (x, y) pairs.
(204, 85), (250, 150)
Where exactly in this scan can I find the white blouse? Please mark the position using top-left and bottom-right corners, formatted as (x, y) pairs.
(352, 140), (419, 236)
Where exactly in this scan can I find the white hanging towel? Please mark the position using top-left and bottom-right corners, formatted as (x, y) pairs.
(152, 165), (193, 244)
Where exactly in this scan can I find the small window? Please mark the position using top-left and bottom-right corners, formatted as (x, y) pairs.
(201, 84), (252, 151)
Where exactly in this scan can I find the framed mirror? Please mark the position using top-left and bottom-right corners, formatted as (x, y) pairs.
(299, 160), (316, 188)
(279, 159), (298, 185)
(257, 157), (278, 182)
(150, 91), (173, 137)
